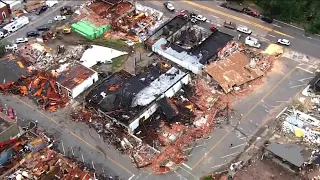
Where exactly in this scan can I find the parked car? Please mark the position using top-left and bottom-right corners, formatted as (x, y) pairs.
(244, 7), (260, 18)
(178, 10), (189, 19)
(245, 36), (261, 48)
(277, 39), (290, 46)
(16, 37), (28, 44)
(26, 31), (40, 37)
(163, 2), (175, 11)
(223, 21), (236, 29)
(261, 15), (273, 23)
(5, 44), (18, 51)
(54, 15), (67, 21)
(36, 25), (50, 31)
(210, 24), (217, 31)
(237, 25), (252, 34)
(7, 108), (15, 119)
(36, 5), (48, 15)
(190, 18), (197, 24)
(190, 12), (207, 22)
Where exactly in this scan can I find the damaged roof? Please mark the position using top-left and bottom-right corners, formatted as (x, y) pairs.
(205, 53), (265, 93)
(193, 31), (233, 64)
(56, 63), (96, 90)
(266, 143), (309, 167)
(86, 63), (187, 124)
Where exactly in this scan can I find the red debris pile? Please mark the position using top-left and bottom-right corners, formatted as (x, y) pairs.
(0, 71), (69, 112)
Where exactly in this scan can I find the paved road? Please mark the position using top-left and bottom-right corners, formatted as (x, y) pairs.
(146, 1), (320, 59)
(1, 0), (83, 44)
(0, 1), (319, 180)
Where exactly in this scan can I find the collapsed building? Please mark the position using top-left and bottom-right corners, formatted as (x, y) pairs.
(0, 131), (95, 179)
(146, 16), (233, 74)
(72, 0), (135, 40)
(86, 62), (190, 133)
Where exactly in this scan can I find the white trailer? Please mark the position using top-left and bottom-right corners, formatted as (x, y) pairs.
(3, 16), (29, 33)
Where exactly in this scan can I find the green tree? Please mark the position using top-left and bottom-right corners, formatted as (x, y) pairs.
(256, 0), (320, 34)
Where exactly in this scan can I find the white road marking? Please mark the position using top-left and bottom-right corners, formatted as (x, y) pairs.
(179, 166), (200, 180)
(142, 172), (152, 180)
(211, 163), (229, 169)
(92, 161), (95, 169)
(182, 163), (193, 170)
(133, 172), (144, 180)
(276, 107), (288, 119)
(273, 24), (282, 28)
(81, 154), (84, 162)
(268, 34), (276, 38)
(298, 76), (314, 82)
(128, 174), (135, 180)
(211, 15), (219, 18)
(297, 66), (314, 74)
(221, 151), (242, 159)
(174, 171), (188, 180)
(230, 143), (247, 149)
(194, 9), (200, 12)
(290, 84), (308, 89)
(274, 20), (304, 30)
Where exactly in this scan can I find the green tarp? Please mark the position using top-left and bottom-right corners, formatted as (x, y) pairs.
(71, 20), (112, 40)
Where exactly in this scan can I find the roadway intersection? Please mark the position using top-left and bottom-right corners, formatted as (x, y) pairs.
(0, 1), (319, 180)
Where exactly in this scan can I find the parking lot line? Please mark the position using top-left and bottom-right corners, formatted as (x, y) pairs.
(183, 1), (294, 39)
(13, 96), (134, 175)
(191, 66), (297, 169)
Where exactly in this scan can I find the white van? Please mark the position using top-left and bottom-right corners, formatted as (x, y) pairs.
(3, 16), (29, 33)
(245, 36), (261, 48)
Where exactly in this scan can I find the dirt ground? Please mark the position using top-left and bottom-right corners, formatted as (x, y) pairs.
(233, 158), (301, 180)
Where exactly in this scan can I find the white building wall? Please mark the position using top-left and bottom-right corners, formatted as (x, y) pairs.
(128, 73), (190, 133)
(71, 72), (99, 99)
(152, 46), (202, 74)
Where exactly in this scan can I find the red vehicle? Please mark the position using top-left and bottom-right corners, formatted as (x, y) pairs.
(210, 24), (217, 32)
(7, 108), (15, 119)
(178, 10), (189, 19)
(244, 8), (260, 18)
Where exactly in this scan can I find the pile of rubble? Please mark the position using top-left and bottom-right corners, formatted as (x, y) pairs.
(0, 71), (69, 112)
(0, 129), (97, 180)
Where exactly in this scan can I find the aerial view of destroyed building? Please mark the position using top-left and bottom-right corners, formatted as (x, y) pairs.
(0, 0), (320, 179)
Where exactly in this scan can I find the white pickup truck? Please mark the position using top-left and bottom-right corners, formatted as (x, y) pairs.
(245, 36), (261, 48)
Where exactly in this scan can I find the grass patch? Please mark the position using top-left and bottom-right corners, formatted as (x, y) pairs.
(91, 38), (130, 52)
(133, 43), (143, 49)
(112, 55), (126, 68)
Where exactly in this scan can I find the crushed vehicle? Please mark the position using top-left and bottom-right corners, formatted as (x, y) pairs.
(221, 2), (245, 12)
(245, 36), (261, 48)
(163, 2), (175, 11)
(237, 25), (252, 34)
(277, 38), (290, 46)
(224, 21), (236, 29)
(210, 24), (217, 32)
(6, 107), (15, 119)
(5, 44), (18, 51)
(15, 37), (28, 44)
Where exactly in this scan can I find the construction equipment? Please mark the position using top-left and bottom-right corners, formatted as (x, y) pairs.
(42, 31), (56, 43)
(55, 25), (71, 34)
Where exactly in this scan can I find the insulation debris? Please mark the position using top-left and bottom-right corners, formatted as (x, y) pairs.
(0, 71), (69, 111)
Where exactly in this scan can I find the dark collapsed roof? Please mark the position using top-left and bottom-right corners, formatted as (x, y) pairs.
(86, 63), (170, 124)
(193, 31), (233, 64)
